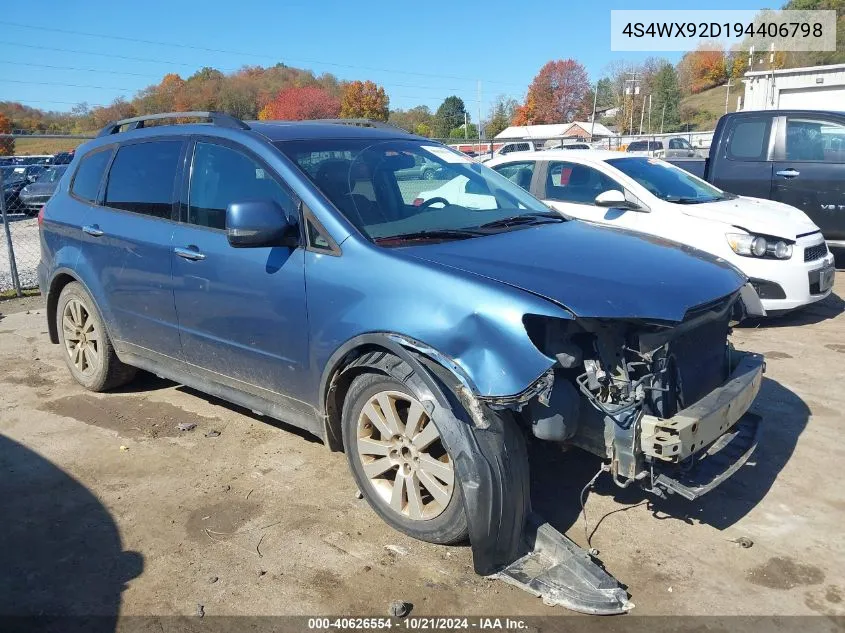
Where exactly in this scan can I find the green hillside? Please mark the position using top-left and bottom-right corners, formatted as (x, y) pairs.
(680, 84), (739, 131)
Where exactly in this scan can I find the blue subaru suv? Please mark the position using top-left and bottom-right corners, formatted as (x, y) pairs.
(38, 112), (765, 613)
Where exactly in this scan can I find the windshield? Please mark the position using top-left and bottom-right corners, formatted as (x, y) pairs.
(0, 166), (27, 184)
(606, 157), (732, 204)
(278, 139), (558, 243)
(36, 166), (67, 183)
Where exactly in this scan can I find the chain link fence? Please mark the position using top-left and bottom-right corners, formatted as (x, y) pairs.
(1, 134), (92, 296)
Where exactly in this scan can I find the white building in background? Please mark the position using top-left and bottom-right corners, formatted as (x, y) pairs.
(742, 63), (845, 111)
(495, 121), (616, 141)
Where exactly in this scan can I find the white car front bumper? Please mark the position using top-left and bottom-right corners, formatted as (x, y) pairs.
(737, 237), (835, 313)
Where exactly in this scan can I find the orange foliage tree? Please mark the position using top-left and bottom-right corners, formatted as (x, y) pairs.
(258, 86), (341, 121)
(0, 113), (14, 156)
(340, 80), (389, 121)
(680, 44), (728, 94)
(516, 59), (590, 124)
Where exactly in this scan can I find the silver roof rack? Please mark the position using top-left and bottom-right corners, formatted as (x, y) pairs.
(97, 111), (249, 137)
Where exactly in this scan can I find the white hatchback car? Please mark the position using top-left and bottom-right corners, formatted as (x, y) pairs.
(436, 150), (835, 314)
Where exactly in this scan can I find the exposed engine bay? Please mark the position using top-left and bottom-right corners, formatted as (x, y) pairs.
(516, 291), (764, 500)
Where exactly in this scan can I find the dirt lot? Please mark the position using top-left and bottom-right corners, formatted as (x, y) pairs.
(1, 283), (844, 621)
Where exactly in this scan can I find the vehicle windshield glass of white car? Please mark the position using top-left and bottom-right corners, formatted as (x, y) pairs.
(38, 166), (67, 183)
(279, 139), (561, 244)
(607, 157), (735, 204)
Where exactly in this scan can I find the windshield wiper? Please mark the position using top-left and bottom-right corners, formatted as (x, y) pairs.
(477, 212), (566, 230)
(373, 228), (485, 244)
(665, 196), (713, 204)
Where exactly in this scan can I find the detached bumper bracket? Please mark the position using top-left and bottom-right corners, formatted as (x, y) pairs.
(653, 412), (762, 501)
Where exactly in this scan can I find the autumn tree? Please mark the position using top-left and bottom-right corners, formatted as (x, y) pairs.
(512, 93), (537, 126)
(340, 80), (389, 121)
(519, 59), (590, 124)
(0, 113), (14, 156)
(88, 97), (137, 130)
(258, 86), (341, 120)
(678, 44), (728, 94)
(433, 96), (467, 138)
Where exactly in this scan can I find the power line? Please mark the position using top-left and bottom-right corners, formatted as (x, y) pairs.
(0, 78), (134, 91)
(0, 21), (527, 88)
(0, 98), (108, 107)
(0, 60), (163, 79)
(0, 60), (481, 96)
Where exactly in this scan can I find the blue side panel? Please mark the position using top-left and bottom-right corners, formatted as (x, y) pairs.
(304, 239), (568, 402)
(171, 225), (310, 405)
(76, 209), (180, 355)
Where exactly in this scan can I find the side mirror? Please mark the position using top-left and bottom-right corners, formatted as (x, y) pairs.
(226, 200), (298, 248)
(594, 189), (647, 212)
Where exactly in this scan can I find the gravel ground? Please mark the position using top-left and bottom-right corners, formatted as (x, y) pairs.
(0, 279), (844, 622)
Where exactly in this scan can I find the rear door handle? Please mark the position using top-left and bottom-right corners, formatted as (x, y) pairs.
(174, 246), (206, 261)
(776, 169), (800, 178)
(82, 224), (104, 237)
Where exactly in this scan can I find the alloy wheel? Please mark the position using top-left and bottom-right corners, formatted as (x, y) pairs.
(356, 390), (454, 521)
(62, 299), (100, 377)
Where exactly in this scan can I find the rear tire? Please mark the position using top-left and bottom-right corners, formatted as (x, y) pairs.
(56, 282), (136, 392)
(342, 370), (468, 545)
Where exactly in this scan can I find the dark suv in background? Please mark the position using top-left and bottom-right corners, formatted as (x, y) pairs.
(38, 111), (765, 614)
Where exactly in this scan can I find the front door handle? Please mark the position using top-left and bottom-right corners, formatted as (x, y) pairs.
(174, 246), (206, 261)
(776, 169), (800, 178)
(82, 224), (104, 237)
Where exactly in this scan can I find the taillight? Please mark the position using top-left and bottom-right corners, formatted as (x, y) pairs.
(37, 205), (45, 227)
(413, 198), (424, 207)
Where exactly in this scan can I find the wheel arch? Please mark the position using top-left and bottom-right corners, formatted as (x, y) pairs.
(320, 333), (531, 576)
(46, 269), (88, 344)
(319, 333), (475, 452)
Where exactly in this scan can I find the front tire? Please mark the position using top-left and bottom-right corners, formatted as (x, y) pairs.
(56, 282), (136, 392)
(342, 371), (468, 545)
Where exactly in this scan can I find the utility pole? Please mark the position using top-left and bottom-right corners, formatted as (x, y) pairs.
(647, 94), (652, 134)
(464, 112), (468, 140)
(660, 102), (666, 134)
(477, 80), (482, 150)
(638, 95), (646, 135)
(590, 82), (598, 142)
(725, 78), (732, 114)
(624, 70), (640, 135)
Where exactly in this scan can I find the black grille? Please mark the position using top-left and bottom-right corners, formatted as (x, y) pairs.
(671, 318), (730, 408)
(750, 278), (787, 300)
(804, 242), (828, 262)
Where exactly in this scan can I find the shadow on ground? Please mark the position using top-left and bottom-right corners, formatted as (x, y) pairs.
(530, 377), (809, 537)
(0, 434), (142, 632)
(739, 292), (845, 329)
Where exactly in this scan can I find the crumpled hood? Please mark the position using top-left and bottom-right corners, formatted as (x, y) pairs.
(680, 196), (819, 240)
(401, 221), (745, 322)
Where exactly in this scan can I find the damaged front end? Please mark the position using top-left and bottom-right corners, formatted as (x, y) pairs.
(479, 290), (764, 613)
(516, 290), (764, 499)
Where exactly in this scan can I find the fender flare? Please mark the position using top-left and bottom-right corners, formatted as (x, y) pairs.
(319, 333), (530, 576)
(44, 268), (91, 344)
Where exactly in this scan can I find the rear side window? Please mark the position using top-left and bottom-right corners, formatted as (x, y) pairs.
(546, 161), (622, 204)
(491, 161), (535, 190)
(727, 119), (771, 161)
(786, 117), (845, 162)
(104, 140), (182, 219)
(71, 149), (113, 203)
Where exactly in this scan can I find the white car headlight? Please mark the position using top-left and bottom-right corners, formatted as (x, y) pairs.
(726, 233), (793, 260)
